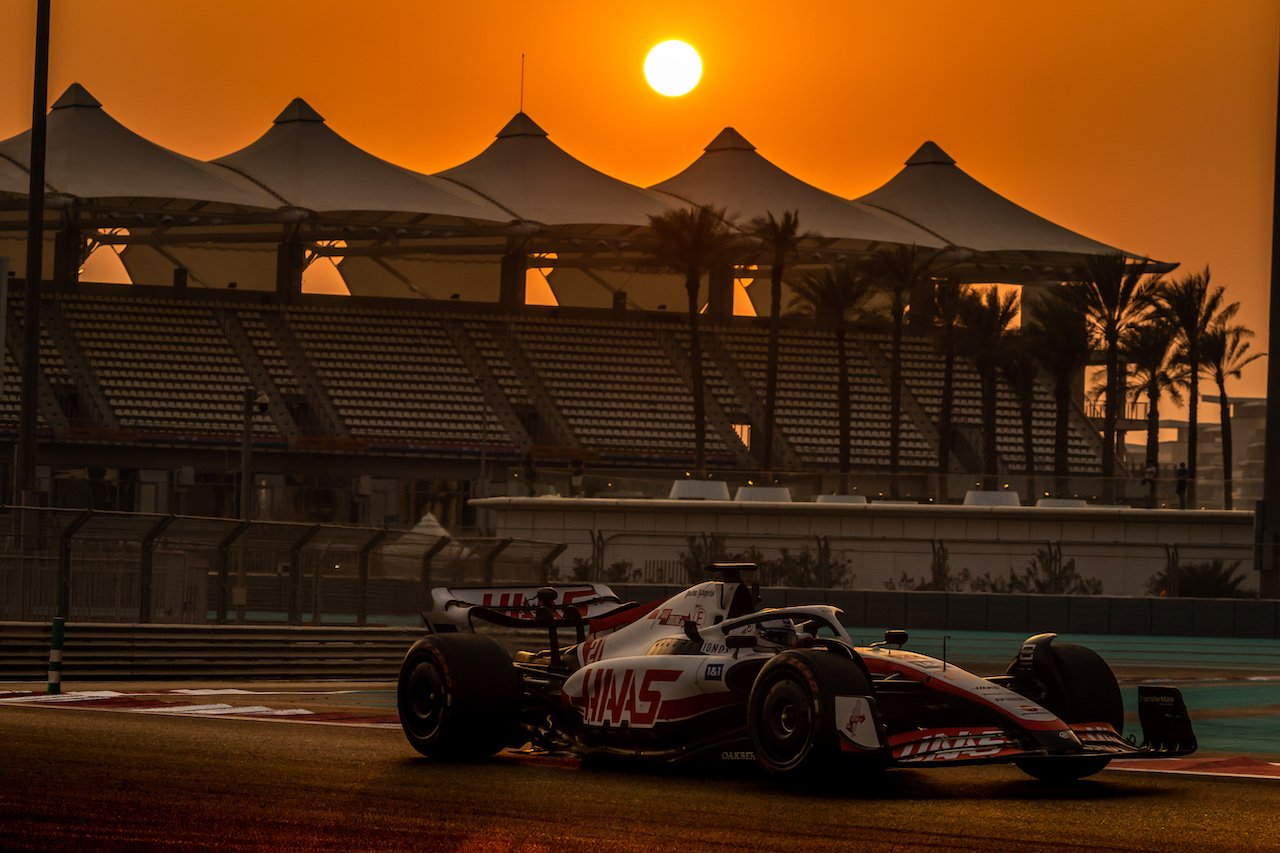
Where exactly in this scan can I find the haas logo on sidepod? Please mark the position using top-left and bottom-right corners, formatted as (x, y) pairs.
(581, 668), (682, 727)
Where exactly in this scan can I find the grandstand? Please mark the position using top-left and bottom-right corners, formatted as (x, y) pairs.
(0, 85), (1154, 524)
(0, 281), (1105, 524)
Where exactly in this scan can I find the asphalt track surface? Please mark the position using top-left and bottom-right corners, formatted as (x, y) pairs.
(2, 680), (1279, 853)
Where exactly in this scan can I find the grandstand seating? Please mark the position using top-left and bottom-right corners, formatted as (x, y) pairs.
(717, 327), (934, 468)
(59, 295), (255, 437)
(509, 316), (734, 459)
(1, 286), (1104, 475)
(283, 305), (504, 450)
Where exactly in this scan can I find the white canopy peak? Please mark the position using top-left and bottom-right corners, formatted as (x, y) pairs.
(705, 127), (756, 153)
(905, 141), (956, 166)
(274, 98), (325, 124)
(497, 113), (548, 139)
(51, 83), (102, 111)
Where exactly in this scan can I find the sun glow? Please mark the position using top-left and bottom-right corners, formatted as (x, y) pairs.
(644, 40), (702, 97)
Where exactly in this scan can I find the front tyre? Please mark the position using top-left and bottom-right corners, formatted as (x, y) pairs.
(748, 649), (883, 784)
(1014, 641), (1123, 782)
(753, 667), (818, 773)
(397, 634), (522, 759)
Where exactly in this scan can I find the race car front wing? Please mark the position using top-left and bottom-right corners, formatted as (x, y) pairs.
(882, 686), (1197, 766)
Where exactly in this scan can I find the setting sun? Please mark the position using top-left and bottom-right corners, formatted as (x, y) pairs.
(644, 40), (702, 97)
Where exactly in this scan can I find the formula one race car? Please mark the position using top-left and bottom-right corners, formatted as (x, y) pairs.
(397, 564), (1196, 783)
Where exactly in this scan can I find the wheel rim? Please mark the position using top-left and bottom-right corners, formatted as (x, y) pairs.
(404, 660), (447, 740)
(756, 675), (814, 767)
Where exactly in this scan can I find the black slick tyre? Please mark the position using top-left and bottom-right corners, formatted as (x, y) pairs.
(1016, 641), (1124, 782)
(747, 649), (882, 785)
(397, 634), (522, 759)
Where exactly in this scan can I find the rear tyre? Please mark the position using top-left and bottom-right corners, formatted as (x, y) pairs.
(1015, 641), (1123, 782)
(748, 649), (882, 785)
(397, 634), (522, 759)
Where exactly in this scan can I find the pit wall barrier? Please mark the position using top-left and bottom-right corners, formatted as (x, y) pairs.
(614, 585), (1280, 640)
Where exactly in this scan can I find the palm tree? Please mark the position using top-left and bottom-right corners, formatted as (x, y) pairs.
(934, 278), (972, 485)
(645, 204), (740, 476)
(1153, 266), (1234, 508)
(746, 210), (816, 475)
(790, 263), (880, 489)
(957, 285), (1019, 490)
(1199, 322), (1262, 510)
(1121, 322), (1182, 484)
(866, 245), (936, 497)
(1000, 336), (1040, 498)
(1023, 292), (1092, 498)
(1062, 253), (1158, 502)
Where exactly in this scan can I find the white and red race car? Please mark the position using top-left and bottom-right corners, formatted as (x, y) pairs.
(398, 564), (1196, 782)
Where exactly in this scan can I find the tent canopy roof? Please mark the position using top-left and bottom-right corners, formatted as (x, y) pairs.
(433, 112), (676, 228)
(857, 141), (1145, 261)
(212, 97), (510, 222)
(0, 84), (278, 209)
(0, 88), (1175, 293)
(651, 127), (944, 249)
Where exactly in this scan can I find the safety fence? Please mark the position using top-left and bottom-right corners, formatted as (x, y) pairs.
(0, 505), (564, 625)
(1, 504), (1271, 627)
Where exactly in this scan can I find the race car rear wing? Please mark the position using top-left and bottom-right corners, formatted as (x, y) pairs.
(422, 583), (628, 636)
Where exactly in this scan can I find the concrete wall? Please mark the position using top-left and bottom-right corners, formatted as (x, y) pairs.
(472, 496), (1259, 597)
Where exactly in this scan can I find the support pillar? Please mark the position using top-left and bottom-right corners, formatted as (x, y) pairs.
(909, 278), (936, 331)
(706, 263), (733, 322)
(500, 252), (527, 308)
(52, 224), (82, 288)
(276, 240), (305, 302)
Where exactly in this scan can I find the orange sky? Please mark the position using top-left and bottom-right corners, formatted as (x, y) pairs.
(1, 0), (1277, 409)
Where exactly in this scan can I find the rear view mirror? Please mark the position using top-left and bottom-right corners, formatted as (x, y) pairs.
(883, 629), (908, 648)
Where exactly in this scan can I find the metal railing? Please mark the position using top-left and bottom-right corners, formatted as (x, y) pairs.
(1085, 398), (1150, 422)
